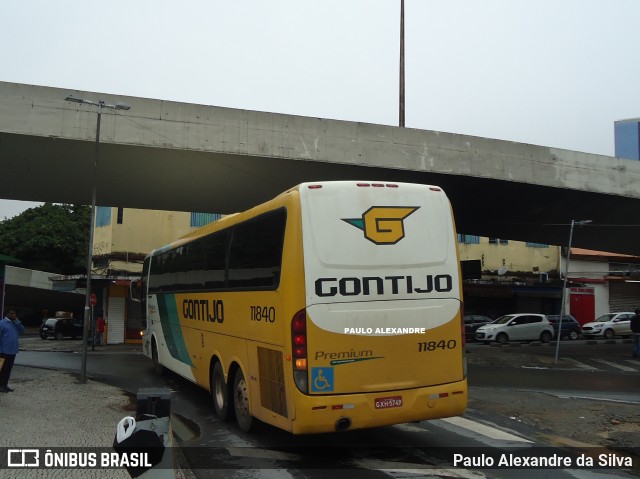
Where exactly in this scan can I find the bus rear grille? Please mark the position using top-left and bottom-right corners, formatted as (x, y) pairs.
(257, 347), (288, 418)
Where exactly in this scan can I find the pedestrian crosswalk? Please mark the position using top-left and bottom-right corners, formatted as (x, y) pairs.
(564, 356), (640, 372)
(225, 414), (529, 477)
(440, 416), (533, 443)
(592, 358), (638, 372)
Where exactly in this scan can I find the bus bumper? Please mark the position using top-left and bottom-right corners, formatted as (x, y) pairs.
(291, 379), (467, 435)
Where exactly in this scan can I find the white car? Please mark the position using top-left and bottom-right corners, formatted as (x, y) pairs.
(581, 312), (635, 339)
(475, 313), (553, 344)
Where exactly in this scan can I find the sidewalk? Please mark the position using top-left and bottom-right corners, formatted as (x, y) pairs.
(0, 365), (133, 478)
(0, 362), (191, 479)
(20, 333), (142, 354)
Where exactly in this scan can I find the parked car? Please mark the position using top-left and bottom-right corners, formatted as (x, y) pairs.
(581, 312), (635, 339)
(546, 314), (582, 340)
(40, 317), (83, 340)
(475, 313), (553, 344)
(464, 315), (494, 341)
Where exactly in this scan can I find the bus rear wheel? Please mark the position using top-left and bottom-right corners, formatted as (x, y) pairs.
(233, 369), (253, 432)
(212, 362), (229, 421)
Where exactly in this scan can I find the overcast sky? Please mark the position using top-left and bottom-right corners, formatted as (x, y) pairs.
(2, 0), (639, 219)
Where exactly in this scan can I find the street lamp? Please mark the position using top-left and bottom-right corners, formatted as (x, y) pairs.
(554, 219), (592, 364)
(65, 95), (131, 383)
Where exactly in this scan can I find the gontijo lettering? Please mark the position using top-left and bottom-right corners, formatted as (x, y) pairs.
(315, 274), (453, 297)
(182, 299), (224, 323)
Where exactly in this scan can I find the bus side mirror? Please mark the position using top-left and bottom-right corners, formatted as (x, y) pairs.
(130, 279), (142, 302)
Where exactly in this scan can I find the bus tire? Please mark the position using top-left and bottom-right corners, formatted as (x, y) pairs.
(212, 362), (229, 421)
(152, 339), (164, 376)
(233, 369), (254, 432)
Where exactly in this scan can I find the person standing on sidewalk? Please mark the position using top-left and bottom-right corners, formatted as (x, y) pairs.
(0, 308), (24, 392)
(95, 315), (105, 346)
(631, 309), (640, 358)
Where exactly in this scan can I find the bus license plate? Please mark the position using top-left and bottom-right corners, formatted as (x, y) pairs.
(375, 396), (403, 409)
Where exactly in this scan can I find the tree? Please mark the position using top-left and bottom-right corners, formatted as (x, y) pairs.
(0, 203), (90, 274)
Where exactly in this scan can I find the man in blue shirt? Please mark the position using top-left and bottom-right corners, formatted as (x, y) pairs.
(0, 308), (24, 392)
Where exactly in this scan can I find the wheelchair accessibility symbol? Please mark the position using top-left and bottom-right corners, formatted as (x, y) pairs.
(311, 367), (334, 392)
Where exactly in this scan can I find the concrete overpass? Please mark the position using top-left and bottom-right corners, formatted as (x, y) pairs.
(2, 81), (640, 254)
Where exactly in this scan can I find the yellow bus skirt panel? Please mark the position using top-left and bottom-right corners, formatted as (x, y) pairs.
(289, 379), (467, 435)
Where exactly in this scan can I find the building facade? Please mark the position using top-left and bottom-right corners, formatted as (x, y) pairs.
(90, 207), (220, 344)
(457, 236), (562, 319)
(614, 118), (640, 161)
(564, 248), (640, 324)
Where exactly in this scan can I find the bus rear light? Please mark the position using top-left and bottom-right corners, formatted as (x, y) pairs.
(452, 391), (464, 395)
(357, 183), (371, 187)
(292, 313), (306, 334)
(332, 405), (343, 410)
(460, 303), (466, 347)
(371, 183), (384, 187)
(460, 304), (467, 378)
(307, 185), (323, 189)
(292, 327), (307, 363)
(429, 187), (442, 192)
(293, 347), (307, 359)
(312, 406), (327, 410)
(386, 183), (399, 188)
(292, 309), (309, 393)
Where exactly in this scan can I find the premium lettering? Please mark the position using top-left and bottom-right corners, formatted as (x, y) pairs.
(315, 274), (453, 297)
(315, 349), (373, 360)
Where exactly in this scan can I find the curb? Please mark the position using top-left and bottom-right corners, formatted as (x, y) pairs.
(482, 339), (633, 348)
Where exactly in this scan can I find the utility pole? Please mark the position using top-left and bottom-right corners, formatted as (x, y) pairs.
(555, 219), (592, 364)
(64, 96), (131, 383)
(399, 0), (405, 127)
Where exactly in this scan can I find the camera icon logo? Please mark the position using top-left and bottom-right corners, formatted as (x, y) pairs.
(7, 449), (40, 467)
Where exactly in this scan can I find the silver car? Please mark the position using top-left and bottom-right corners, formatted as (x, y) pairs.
(581, 312), (635, 339)
(475, 313), (554, 344)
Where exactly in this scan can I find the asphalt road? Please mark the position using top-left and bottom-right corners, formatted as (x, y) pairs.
(15, 337), (640, 478)
(466, 340), (640, 402)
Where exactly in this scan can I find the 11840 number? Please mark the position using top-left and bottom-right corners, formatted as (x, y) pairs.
(250, 306), (276, 323)
(418, 340), (457, 352)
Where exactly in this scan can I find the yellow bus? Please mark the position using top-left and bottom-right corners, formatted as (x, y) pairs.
(141, 181), (466, 434)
